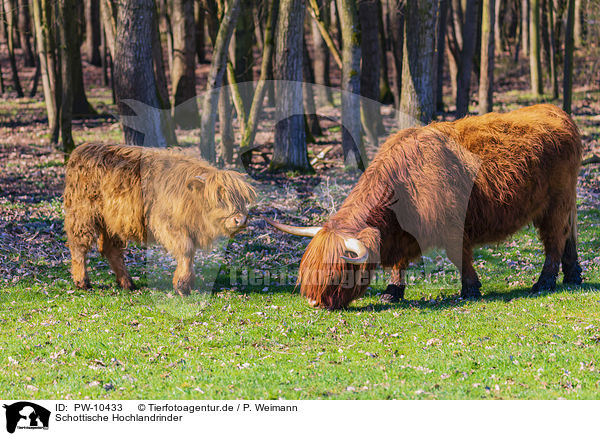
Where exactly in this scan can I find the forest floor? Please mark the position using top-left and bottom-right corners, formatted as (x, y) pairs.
(0, 49), (599, 399)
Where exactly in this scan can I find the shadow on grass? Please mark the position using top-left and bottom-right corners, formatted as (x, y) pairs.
(346, 282), (600, 313)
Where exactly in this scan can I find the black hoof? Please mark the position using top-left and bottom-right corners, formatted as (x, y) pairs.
(460, 280), (482, 299)
(380, 284), (405, 303)
(460, 287), (482, 299)
(563, 263), (583, 286)
(74, 279), (91, 290)
(531, 275), (557, 293)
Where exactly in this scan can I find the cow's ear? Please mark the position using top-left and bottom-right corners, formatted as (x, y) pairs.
(187, 175), (206, 191)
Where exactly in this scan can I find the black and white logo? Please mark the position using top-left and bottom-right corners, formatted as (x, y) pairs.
(3, 402), (50, 434)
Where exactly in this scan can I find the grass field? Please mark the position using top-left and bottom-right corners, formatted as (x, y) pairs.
(1, 65), (600, 399)
(1, 209), (599, 399)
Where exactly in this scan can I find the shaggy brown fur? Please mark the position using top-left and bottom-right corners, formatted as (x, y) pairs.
(64, 143), (256, 294)
(297, 104), (583, 309)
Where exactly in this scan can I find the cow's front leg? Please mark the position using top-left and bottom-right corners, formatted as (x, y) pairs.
(173, 253), (195, 296)
(380, 261), (407, 303)
(448, 245), (482, 298)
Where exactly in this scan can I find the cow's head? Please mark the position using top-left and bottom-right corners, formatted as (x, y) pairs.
(189, 171), (256, 237)
(266, 219), (380, 309)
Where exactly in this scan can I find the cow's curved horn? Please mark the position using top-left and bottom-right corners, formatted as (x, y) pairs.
(340, 237), (369, 264)
(264, 218), (322, 237)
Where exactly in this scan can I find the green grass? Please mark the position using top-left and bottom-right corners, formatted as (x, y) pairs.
(1, 210), (599, 400)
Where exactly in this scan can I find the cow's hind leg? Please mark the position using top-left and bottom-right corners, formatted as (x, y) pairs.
(532, 208), (570, 293)
(448, 245), (482, 299)
(98, 231), (135, 290)
(562, 209), (583, 285)
(70, 244), (91, 289)
(380, 261), (407, 303)
(65, 213), (94, 289)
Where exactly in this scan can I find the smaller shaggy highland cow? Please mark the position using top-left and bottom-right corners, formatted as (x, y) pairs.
(64, 143), (256, 294)
(267, 104), (583, 310)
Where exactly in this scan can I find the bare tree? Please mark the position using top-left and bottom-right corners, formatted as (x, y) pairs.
(199, 0), (242, 162)
(310, 0), (332, 105)
(114, 0), (174, 146)
(573, 0), (582, 47)
(239, 0), (277, 165)
(337, 0), (366, 170)
(547, 0), (558, 98)
(563, 0), (575, 113)
(72, 1), (96, 116)
(2, 0), (24, 97)
(32, 0), (58, 140)
(455, 0), (478, 117)
(57, 0), (76, 153)
(303, 36), (323, 138)
(17, 0), (35, 67)
(359, 0), (382, 150)
(231, 0), (255, 113)
(195, 0), (206, 63)
(494, 0), (502, 53)
(388, 0), (404, 108)
(270, 0), (313, 172)
(530, 0), (543, 96)
(85, 0), (102, 66)
(399, 0), (438, 128)
(521, 0), (529, 56)
(479, 0), (495, 114)
(171, 0), (200, 128)
(436, 0), (449, 112)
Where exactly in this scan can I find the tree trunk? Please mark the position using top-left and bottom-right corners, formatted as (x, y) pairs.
(563, 0), (575, 113)
(152, 8), (170, 110)
(85, 0), (102, 66)
(195, 0), (206, 63)
(199, 0), (242, 162)
(377, 0), (393, 104)
(547, 0), (558, 98)
(398, 0), (438, 128)
(231, 0), (255, 113)
(479, 0), (495, 114)
(336, 0), (366, 170)
(71, 43), (97, 116)
(521, 0), (529, 56)
(17, 0), (35, 67)
(2, 0), (24, 97)
(494, 0), (502, 53)
(72, 0), (96, 117)
(239, 0), (277, 165)
(270, 0), (312, 173)
(310, 0), (332, 105)
(0, 50), (4, 93)
(32, 0), (58, 141)
(171, 0), (200, 128)
(218, 78), (235, 164)
(114, 0), (172, 146)
(29, 54), (40, 97)
(100, 0), (117, 58)
(359, 0), (381, 149)
(307, 0), (342, 69)
(436, 0), (448, 112)
(573, 0), (582, 47)
(57, 0), (76, 153)
(303, 36), (322, 138)
(388, 0), (404, 109)
(455, 0), (478, 117)
(530, 0), (543, 96)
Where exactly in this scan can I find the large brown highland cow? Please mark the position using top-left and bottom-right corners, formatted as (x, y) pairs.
(267, 104), (584, 310)
(64, 143), (255, 294)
